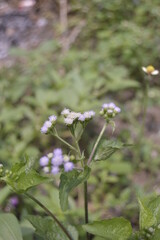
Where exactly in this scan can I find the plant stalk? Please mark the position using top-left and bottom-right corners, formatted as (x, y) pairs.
(53, 127), (77, 153)
(84, 181), (91, 240)
(25, 192), (73, 240)
(141, 79), (149, 138)
(87, 123), (107, 165)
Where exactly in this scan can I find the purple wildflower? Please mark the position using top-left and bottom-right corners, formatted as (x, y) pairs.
(78, 114), (86, 122)
(41, 125), (48, 134)
(49, 115), (57, 123)
(41, 120), (52, 134)
(51, 155), (63, 166)
(102, 103), (109, 109)
(39, 156), (49, 167)
(64, 162), (74, 172)
(51, 166), (59, 175)
(108, 102), (116, 109)
(115, 107), (121, 113)
(89, 110), (95, 117)
(10, 196), (19, 207)
(53, 148), (63, 156)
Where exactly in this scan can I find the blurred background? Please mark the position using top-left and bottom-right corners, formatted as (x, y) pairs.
(0, 0), (160, 239)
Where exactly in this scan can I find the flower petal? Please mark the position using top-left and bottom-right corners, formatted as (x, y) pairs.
(142, 67), (147, 73)
(151, 70), (159, 75)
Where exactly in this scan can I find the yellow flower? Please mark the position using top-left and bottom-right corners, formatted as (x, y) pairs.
(142, 65), (159, 75)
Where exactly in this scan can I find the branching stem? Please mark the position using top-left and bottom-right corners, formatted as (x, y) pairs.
(53, 127), (77, 153)
(87, 123), (107, 165)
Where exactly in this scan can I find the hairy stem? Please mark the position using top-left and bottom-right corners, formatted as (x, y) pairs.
(73, 136), (89, 239)
(87, 123), (107, 165)
(141, 79), (149, 138)
(84, 181), (91, 240)
(25, 193), (73, 240)
(53, 127), (77, 153)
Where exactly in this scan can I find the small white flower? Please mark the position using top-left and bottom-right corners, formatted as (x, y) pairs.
(107, 109), (113, 114)
(142, 65), (159, 75)
(78, 114), (86, 122)
(44, 121), (52, 128)
(84, 112), (92, 119)
(63, 155), (70, 162)
(68, 112), (81, 120)
(43, 166), (50, 173)
(49, 115), (57, 123)
(61, 108), (70, 116)
(64, 118), (73, 125)
(47, 153), (53, 158)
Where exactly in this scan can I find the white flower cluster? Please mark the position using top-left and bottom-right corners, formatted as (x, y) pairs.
(61, 108), (95, 126)
(100, 102), (121, 119)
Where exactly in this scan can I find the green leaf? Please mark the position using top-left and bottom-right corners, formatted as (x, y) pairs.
(0, 186), (11, 204)
(59, 166), (91, 211)
(152, 228), (160, 240)
(83, 217), (132, 240)
(0, 213), (23, 240)
(1, 158), (51, 193)
(138, 198), (156, 230)
(128, 232), (140, 240)
(27, 215), (78, 240)
(94, 140), (132, 161)
(147, 196), (160, 224)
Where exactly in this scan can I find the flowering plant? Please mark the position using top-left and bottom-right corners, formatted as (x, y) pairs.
(0, 101), (160, 240)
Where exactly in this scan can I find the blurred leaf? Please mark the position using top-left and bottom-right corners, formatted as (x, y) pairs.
(138, 198), (156, 230)
(20, 220), (35, 238)
(27, 215), (78, 240)
(94, 140), (131, 161)
(83, 217), (132, 240)
(0, 186), (11, 204)
(0, 213), (23, 240)
(1, 158), (51, 193)
(152, 229), (160, 240)
(59, 166), (91, 211)
(109, 162), (132, 174)
(147, 196), (160, 224)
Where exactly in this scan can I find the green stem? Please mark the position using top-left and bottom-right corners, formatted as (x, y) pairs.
(53, 127), (77, 153)
(87, 123), (107, 165)
(75, 139), (84, 167)
(84, 181), (91, 240)
(25, 193), (73, 240)
(141, 79), (149, 138)
(72, 135), (89, 240)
